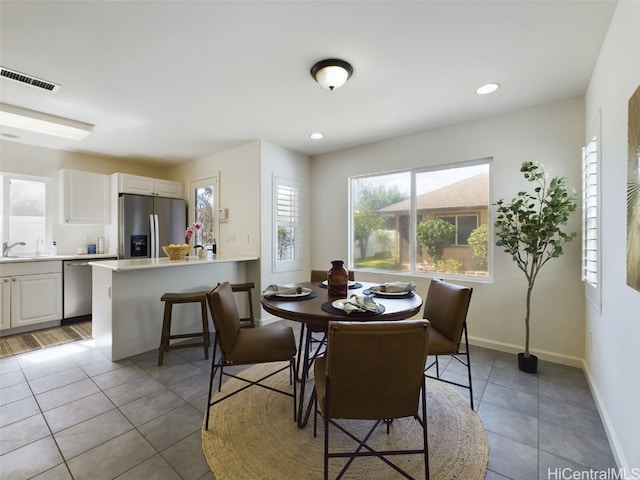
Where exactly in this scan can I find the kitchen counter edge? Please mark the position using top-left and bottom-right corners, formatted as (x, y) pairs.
(0, 253), (117, 264)
(88, 255), (259, 272)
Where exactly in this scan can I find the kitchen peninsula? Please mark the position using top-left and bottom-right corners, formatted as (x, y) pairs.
(90, 255), (258, 361)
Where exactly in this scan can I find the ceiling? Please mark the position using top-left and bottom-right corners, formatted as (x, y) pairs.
(0, 1), (617, 166)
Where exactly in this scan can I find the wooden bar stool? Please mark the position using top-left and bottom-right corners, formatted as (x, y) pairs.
(231, 282), (256, 328)
(158, 291), (210, 366)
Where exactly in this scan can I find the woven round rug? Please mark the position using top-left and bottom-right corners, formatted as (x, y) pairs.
(201, 362), (488, 480)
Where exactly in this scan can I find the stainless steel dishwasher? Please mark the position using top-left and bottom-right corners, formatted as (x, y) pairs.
(63, 259), (93, 322)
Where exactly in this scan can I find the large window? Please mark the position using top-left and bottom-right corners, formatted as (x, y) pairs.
(273, 176), (302, 272)
(1, 173), (51, 256)
(350, 160), (491, 279)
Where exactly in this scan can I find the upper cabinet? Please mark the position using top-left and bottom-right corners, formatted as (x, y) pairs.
(59, 169), (110, 224)
(115, 173), (183, 198)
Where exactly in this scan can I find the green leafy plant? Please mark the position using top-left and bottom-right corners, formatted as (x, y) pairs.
(277, 226), (293, 260)
(495, 162), (577, 358)
(417, 218), (456, 262)
(468, 223), (489, 268)
(435, 258), (463, 273)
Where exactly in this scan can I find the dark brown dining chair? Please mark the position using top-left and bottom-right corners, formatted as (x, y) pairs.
(423, 278), (474, 409)
(204, 282), (297, 430)
(312, 319), (431, 480)
(310, 269), (355, 283)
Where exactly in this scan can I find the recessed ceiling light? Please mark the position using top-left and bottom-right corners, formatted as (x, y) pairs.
(476, 83), (500, 95)
(309, 132), (324, 140)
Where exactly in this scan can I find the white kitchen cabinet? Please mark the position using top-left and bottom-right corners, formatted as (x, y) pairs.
(0, 278), (10, 330)
(10, 273), (62, 327)
(59, 169), (110, 224)
(0, 261), (63, 331)
(116, 173), (183, 198)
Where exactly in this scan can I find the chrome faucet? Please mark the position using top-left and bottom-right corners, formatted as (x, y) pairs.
(2, 241), (26, 257)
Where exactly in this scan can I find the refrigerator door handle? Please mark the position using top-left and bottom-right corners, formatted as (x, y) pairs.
(150, 214), (156, 258)
(154, 214), (160, 258)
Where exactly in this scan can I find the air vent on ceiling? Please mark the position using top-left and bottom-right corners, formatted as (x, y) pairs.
(0, 67), (60, 93)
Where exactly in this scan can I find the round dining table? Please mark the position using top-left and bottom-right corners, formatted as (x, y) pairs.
(260, 281), (423, 428)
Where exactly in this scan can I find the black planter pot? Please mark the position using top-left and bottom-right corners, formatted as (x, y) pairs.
(518, 353), (538, 373)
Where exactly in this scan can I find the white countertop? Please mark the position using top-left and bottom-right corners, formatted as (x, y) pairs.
(89, 255), (258, 272)
(0, 253), (117, 264)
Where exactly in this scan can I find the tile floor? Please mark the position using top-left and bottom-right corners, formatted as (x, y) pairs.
(0, 322), (616, 480)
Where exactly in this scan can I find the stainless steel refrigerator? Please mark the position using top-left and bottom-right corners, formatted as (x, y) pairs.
(118, 194), (187, 259)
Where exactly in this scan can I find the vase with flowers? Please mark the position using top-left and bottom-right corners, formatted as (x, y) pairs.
(185, 222), (202, 255)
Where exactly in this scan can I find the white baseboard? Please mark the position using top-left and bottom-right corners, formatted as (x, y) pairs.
(582, 361), (626, 470)
(468, 335), (584, 368)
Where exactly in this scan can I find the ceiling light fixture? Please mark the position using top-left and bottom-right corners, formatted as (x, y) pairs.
(309, 132), (324, 140)
(310, 59), (353, 91)
(0, 103), (93, 140)
(476, 83), (500, 95)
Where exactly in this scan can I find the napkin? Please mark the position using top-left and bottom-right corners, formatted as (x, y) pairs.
(372, 281), (417, 293)
(342, 295), (379, 314)
(263, 284), (300, 296)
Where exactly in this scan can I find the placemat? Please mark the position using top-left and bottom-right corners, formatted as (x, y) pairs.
(263, 291), (318, 302)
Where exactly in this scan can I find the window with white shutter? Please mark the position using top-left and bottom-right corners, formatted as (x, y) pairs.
(273, 176), (302, 272)
(582, 110), (601, 311)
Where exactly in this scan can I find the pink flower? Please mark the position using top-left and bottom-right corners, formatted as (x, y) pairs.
(185, 222), (202, 241)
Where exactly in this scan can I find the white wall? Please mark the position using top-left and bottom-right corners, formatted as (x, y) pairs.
(584, 0), (640, 470)
(0, 141), (169, 255)
(311, 97), (586, 366)
(170, 140), (311, 324)
(258, 141), (312, 289)
(169, 141), (261, 259)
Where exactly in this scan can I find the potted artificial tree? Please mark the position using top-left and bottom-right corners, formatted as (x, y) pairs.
(495, 162), (577, 373)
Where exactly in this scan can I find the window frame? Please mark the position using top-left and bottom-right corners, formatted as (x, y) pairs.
(189, 175), (219, 249)
(1, 172), (53, 256)
(273, 175), (302, 273)
(349, 158), (492, 282)
(582, 110), (602, 312)
(436, 214), (479, 246)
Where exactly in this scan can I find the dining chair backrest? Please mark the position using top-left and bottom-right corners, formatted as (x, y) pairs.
(310, 269), (355, 282)
(323, 319), (430, 420)
(422, 278), (472, 349)
(207, 282), (241, 357)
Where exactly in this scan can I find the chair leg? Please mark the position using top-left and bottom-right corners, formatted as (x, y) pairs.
(422, 378), (430, 480)
(463, 324), (474, 410)
(312, 389), (318, 438)
(201, 299), (209, 360)
(157, 302), (172, 366)
(324, 396), (329, 480)
(205, 338), (219, 431)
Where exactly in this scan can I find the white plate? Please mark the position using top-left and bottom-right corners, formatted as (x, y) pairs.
(322, 280), (357, 287)
(370, 286), (411, 296)
(273, 288), (312, 298)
